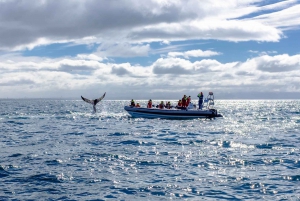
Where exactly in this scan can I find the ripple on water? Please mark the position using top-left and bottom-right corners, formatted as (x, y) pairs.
(1, 99), (300, 200)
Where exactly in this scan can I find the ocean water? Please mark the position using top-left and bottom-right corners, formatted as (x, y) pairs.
(0, 99), (299, 200)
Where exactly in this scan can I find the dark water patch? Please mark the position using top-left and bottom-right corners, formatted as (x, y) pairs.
(95, 126), (108, 130)
(45, 159), (62, 166)
(5, 120), (24, 125)
(55, 116), (70, 120)
(0, 167), (9, 178)
(158, 151), (169, 156)
(27, 173), (62, 184)
(255, 143), (275, 149)
(104, 194), (117, 199)
(119, 140), (142, 146)
(13, 116), (31, 120)
(203, 190), (237, 199)
(136, 160), (168, 167)
(186, 132), (200, 136)
(119, 187), (138, 195)
(9, 153), (23, 157)
(63, 131), (84, 136)
(282, 175), (300, 181)
(32, 130), (46, 134)
(208, 131), (225, 135)
(108, 132), (130, 136)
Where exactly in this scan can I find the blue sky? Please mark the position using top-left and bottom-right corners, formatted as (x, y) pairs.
(0, 0), (300, 99)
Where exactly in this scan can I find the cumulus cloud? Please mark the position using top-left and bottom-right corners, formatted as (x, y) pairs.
(255, 54), (300, 72)
(0, 0), (299, 51)
(0, 1), (300, 98)
(1, 52), (299, 98)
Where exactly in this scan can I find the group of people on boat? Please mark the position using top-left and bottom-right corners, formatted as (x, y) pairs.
(176, 95), (192, 108)
(129, 91), (205, 110)
(130, 99), (141, 107)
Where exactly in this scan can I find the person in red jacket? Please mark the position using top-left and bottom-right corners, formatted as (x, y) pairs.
(158, 101), (165, 109)
(186, 96), (191, 107)
(181, 95), (187, 108)
(147, 99), (152, 108)
(177, 99), (182, 107)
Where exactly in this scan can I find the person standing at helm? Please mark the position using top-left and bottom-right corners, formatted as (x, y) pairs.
(197, 92), (204, 109)
(147, 99), (152, 108)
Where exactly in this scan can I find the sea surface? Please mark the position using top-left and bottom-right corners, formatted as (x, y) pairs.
(0, 99), (299, 200)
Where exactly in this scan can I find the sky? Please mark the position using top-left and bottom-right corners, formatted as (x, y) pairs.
(0, 0), (300, 100)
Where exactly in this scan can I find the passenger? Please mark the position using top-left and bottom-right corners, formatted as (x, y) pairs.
(197, 92), (204, 109)
(130, 99), (135, 107)
(147, 99), (152, 108)
(177, 99), (182, 107)
(158, 101), (165, 109)
(136, 103), (141, 107)
(186, 96), (191, 107)
(166, 101), (171, 109)
(182, 95), (187, 108)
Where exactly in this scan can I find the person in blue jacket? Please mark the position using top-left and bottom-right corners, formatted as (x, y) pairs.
(197, 92), (204, 109)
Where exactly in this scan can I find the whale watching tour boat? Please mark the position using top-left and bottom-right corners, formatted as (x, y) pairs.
(124, 92), (222, 119)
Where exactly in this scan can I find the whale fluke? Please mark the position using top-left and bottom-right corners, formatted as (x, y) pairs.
(81, 92), (106, 112)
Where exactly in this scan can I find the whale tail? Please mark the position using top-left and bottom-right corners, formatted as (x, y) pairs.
(81, 96), (93, 104)
(81, 92), (106, 113)
(94, 92), (106, 105)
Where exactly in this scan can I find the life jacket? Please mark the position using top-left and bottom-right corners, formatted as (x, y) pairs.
(186, 97), (191, 106)
(198, 93), (203, 100)
(178, 100), (182, 107)
(130, 100), (135, 106)
(147, 101), (152, 108)
(182, 97), (187, 106)
(159, 103), (164, 109)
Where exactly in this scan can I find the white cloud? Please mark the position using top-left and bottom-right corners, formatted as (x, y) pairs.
(0, 0), (299, 51)
(0, 0), (300, 98)
(253, 4), (300, 30)
(76, 54), (104, 61)
(254, 54), (300, 72)
(1, 52), (299, 98)
(168, 49), (221, 58)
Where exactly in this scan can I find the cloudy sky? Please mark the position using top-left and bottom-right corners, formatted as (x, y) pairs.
(0, 0), (300, 99)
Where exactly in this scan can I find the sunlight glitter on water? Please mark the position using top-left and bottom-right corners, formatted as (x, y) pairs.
(0, 99), (299, 200)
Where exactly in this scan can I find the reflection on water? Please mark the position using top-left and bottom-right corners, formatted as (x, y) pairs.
(0, 99), (299, 200)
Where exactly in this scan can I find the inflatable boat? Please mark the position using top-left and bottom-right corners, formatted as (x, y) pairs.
(124, 92), (222, 119)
